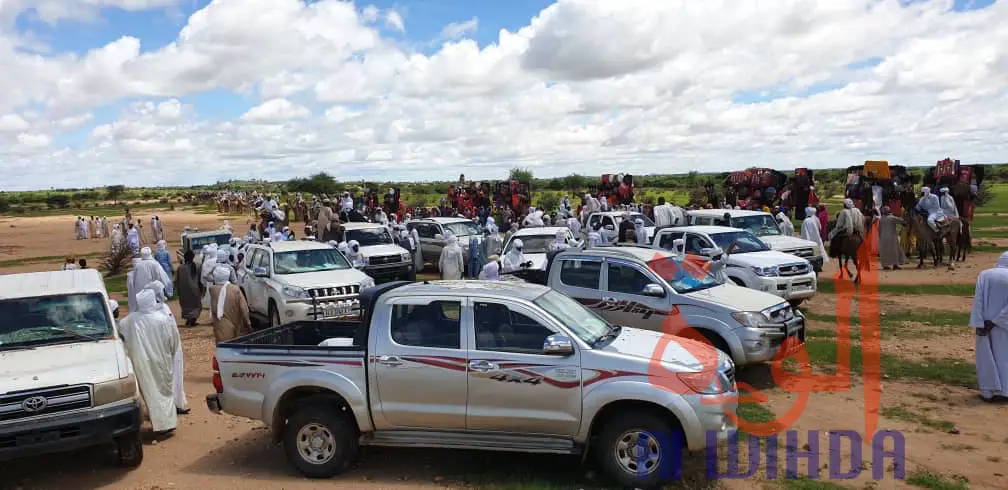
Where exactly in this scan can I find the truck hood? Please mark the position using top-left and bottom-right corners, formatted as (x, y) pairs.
(760, 235), (816, 251)
(598, 326), (719, 372)
(727, 250), (809, 267)
(0, 340), (124, 394)
(684, 283), (783, 312)
(524, 253), (548, 271)
(359, 244), (408, 258)
(277, 269), (371, 288)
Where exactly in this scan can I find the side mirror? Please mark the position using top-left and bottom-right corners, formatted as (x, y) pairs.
(642, 283), (666, 297)
(253, 267), (269, 277)
(434, 233), (443, 240)
(543, 334), (574, 356)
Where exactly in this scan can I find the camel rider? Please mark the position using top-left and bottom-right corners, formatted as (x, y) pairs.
(939, 187), (959, 219)
(828, 199), (855, 252)
(502, 239), (531, 273)
(915, 187), (944, 232)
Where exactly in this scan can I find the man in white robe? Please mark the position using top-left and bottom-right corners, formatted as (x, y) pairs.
(126, 258), (141, 312)
(126, 224), (140, 256)
(132, 247), (172, 297)
(939, 187), (959, 219)
(969, 252), (1008, 401)
(479, 255), (501, 280)
(501, 238), (529, 273)
(119, 289), (179, 434)
(654, 197), (673, 228)
(438, 235), (465, 280)
(776, 211), (795, 236)
(634, 219), (648, 245)
(800, 207), (828, 258)
(143, 281), (189, 414)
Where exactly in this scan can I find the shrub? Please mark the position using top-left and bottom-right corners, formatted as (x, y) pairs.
(101, 243), (134, 276)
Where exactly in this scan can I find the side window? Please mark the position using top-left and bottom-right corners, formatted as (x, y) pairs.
(254, 250), (271, 271)
(685, 234), (711, 254)
(587, 215), (601, 229)
(243, 250), (258, 270)
(607, 263), (654, 296)
(601, 216), (615, 229)
(559, 259), (602, 289)
(417, 224), (435, 239)
(389, 301), (462, 348)
(473, 302), (555, 354)
(658, 232), (685, 250)
(713, 217), (729, 226)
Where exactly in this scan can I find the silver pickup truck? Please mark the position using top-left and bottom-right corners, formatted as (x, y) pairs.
(207, 281), (738, 487)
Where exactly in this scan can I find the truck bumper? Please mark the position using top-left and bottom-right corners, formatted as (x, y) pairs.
(753, 274), (817, 301)
(737, 316), (806, 364)
(284, 300), (361, 322)
(363, 262), (413, 280)
(0, 399), (141, 462)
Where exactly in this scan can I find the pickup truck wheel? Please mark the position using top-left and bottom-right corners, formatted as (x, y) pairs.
(115, 432), (144, 468)
(596, 412), (676, 488)
(283, 406), (358, 478)
(268, 302), (281, 328)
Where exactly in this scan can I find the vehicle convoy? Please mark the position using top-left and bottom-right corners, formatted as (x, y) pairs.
(501, 226), (582, 283)
(652, 226), (817, 306)
(239, 241), (375, 328)
(686, 209), (824, 272)
(207, 281), (738, 487)
(546, 247), (805, 367)
(0, 270), (143, 468)
(405, 217), (483, 272)
(177, 228), (233, 263)
(340, 222), (415, 281)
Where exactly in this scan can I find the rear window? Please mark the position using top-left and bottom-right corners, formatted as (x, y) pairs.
(389, 301), (461, 348)
(0, 293), (113, 350)
(559, 259), (601, 289)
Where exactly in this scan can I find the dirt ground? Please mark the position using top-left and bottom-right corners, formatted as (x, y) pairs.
(0, 208), (1004, 490)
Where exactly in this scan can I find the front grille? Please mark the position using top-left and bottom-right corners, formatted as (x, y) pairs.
(0, 385), (92, 422)
(777, 263), (810, 277)
(369, 255), (400, 266)
(787, 248), (815, 258)
(765, 304), (794, 322)
(723, 366), (736, 387)
(308, 285), (360, 299)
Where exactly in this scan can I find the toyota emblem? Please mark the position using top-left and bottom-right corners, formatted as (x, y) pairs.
(21, 396), (47, 413)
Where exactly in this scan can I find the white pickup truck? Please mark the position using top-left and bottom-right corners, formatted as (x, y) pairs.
(207, 280), (737, 488)
(686, 209), (824, 272)
(0, 270), (143, 468)
(238, 241), (375, 328)
(653, 226), (817, 306)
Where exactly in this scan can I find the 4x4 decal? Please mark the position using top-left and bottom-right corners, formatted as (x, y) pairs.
(576, 298), (670, 320)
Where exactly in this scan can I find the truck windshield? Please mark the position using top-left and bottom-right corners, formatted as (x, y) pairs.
(188, 233), (233, 251)
(627, 213), (654, 227)
(0, 293), (113, 350)
(532, 290), (610, 347)
(444, 221), (480, 237)
(648, 257), (722, 293)
(273, 249), (351, 274)
(346, 228), (393, 246)
(505, 235), (553, 254)
(709, 231), (769, 254)
(732, 215), (781, 237)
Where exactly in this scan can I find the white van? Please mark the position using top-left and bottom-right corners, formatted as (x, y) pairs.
(0, 269), (143, 467)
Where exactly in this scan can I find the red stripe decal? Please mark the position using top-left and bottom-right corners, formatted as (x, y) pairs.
(401, 356), (468, 371)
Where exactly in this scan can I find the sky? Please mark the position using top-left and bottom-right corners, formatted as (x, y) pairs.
(0, 0), (1004, 191)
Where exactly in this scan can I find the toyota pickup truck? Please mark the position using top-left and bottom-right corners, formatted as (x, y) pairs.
(207, 280), (738, 488)
(685, 209), (824, 272)
(546, 246), (805, 367)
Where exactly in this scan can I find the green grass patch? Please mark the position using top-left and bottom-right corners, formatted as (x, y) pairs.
(816, 280), (975, 297)
(803, 310), (969, 340)
(971, 244), (1005, 254)
(971, 229), (1008, 238)
(3, 201), (169, 218)
(0, 252), (103, 268)
(879, 406), (955, 431)
(803, 339), (976, 388)
(779, 478), (851, 490)
(967, 214), (1005, 228)
(103, 273), (129, 295)
(906, 469), (970, 490)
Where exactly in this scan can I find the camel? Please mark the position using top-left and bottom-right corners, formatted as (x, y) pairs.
(828, 222), (863, 283)
(907, 210), (959, 268)
(955, 219), (971, 262)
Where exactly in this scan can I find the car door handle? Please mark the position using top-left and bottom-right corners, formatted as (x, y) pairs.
(603, 297), (617, 303)
(468, 360), (499, 372)
(377, 355), (404, 367)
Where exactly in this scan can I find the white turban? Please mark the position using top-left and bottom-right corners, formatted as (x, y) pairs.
(213, 268), (231, 320)
(217, 249), (230, 264)
(156, 240), (167, 252)
(143, 280), (167, 303)
(140, 247), (153, 259)
(213, 266), (231, 285)
(349, 240), (360, 253)
(136, 289), (158, 313)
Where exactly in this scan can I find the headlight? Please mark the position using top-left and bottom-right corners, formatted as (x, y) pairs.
(93, 374), (137, 406)
(400, 252), (410, 262)
(676, 371), (725, 395)
(752, 266), (778, 277)
(360, 277), (375, 289)
(282, 285), (309, 299)
(732, 311), (769, 328)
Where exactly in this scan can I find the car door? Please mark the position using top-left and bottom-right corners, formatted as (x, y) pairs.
(554, 256), (603, 309)
(371, 297), (469, 429)
(601, 259), (672, 330)
(248, 249), (271, 314)
(655, 230), (686, 251)
(465, 299), (582, 435)
(239, 248), (260, 311)
(684, 233), (714, 257)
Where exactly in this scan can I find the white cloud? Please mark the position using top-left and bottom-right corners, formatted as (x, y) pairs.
(0, 0), (1005, 190)
(240, 98), (311, 122)
(439, 17), (478, 40)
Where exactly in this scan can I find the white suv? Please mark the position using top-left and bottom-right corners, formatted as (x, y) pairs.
(239, 241), (375, 327)
(341, 222), (415, 281)
(653, 226), (817, 306)
(686, 209), (824, 272)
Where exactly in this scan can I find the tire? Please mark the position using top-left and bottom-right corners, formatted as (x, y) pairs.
(268, 301), (281, 328)
(282, 404), (359, 479)
(115, 432), (144, 468)
(789, 299), (804, 308)
(595, 411), (679, 488)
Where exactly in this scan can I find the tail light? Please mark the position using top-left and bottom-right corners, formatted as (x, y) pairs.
(212, 356), (223, 394)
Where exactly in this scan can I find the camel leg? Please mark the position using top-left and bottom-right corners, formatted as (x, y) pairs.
(852, 255), (860, 284)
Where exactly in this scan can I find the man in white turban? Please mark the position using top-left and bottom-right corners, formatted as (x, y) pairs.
(143, 281), (189, 414)
(479, 255), (501, 280)
(438, 235), (465, 280)
(776, 210), (795, 236)
(915, 187), (944, 233)
(118, 289), (179, 435)
(209, 266), (251, 343)
(800, 207), (828, 258)
(346, 240), (365, 268)
(969, 252), (1008, 402)
(502, 238), (530, 273)
(131, 247), (172, 305)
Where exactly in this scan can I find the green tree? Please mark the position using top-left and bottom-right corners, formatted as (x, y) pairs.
(286, 172), (340, 196)
(509, 167), (533, 183)
(106, 185), (126, 204)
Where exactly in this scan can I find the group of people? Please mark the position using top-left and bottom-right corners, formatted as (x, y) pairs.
(75, 216), (110, 239)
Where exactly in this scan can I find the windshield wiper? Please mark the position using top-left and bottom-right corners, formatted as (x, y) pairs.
(0, 344), (38, 352)
(36, 326), (104, 343)
(592, 325), (622, 347)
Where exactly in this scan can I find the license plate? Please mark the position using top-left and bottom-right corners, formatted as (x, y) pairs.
(17, 431), (59, 445)
(792, 282), (812, 291)
(324, 304), (352, 317)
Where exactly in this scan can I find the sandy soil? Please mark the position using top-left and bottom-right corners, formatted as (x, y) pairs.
(0, 209), (1002, 490)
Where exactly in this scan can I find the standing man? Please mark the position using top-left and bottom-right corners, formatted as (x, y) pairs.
(118, 289), (179, 436)
(969, 252), (1008, 402)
